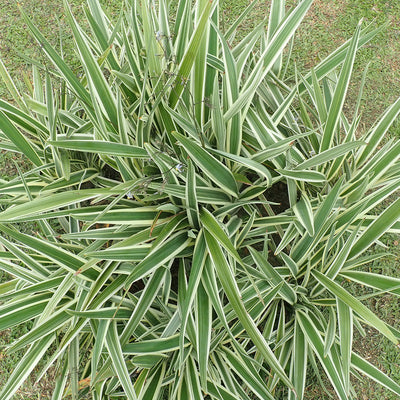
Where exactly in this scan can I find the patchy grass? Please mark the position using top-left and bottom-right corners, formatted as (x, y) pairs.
(288, 0), (400, 132)
(0, 0), (85, 99)
(0, 1), (399, 399)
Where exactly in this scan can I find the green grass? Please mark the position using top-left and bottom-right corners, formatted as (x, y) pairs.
(0, 0), (399, 399)
(288, 0), (400, 132)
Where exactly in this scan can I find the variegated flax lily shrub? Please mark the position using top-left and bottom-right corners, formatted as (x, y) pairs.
(0, 0), (400, 398)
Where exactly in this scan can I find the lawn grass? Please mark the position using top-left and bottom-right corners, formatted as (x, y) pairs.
(0, 0), (399, 399)
(288, 0), (400, 133)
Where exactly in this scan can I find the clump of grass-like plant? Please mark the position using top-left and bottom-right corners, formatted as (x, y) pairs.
(0, 0), (400, 399)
